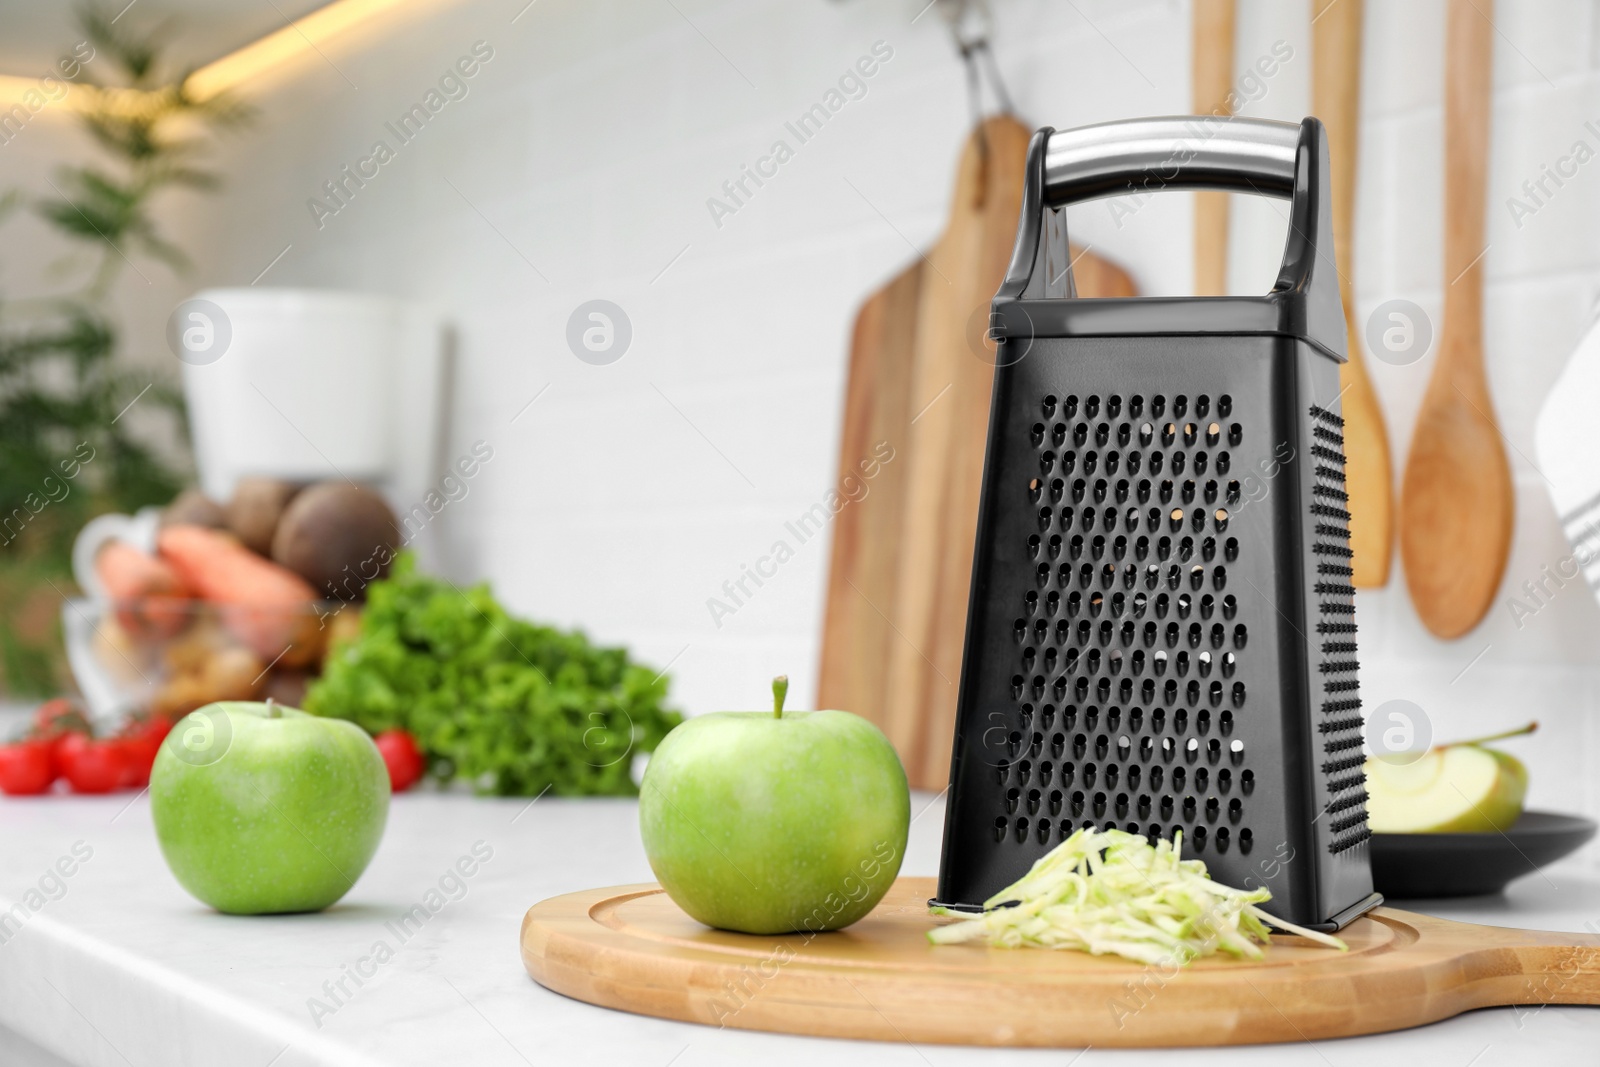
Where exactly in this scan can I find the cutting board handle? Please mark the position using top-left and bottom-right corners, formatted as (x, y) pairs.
(994, 116), (1345, 362)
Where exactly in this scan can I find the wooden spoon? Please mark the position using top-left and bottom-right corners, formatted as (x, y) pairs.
(1313, 0), (1395, 587)
(1399, 0), (1512, 638)
(1192, 0), (1236, 296)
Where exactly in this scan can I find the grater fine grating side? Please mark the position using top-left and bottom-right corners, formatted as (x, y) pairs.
(934, 117), (1381, 931)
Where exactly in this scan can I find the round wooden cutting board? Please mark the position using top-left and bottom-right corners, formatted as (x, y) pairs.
(520, 877), (1600, 1048)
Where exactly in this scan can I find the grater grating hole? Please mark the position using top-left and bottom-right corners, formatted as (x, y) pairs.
(994, 394), (1257, 854)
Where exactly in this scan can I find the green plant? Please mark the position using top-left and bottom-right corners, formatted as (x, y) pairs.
(0, 4), (251, 695)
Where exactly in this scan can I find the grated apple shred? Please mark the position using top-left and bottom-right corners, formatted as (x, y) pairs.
(926, 826), (1347, 965)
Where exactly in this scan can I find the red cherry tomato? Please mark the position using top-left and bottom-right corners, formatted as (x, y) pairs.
(0, 740), (56, 796)
(57, 733), (130, 794)
(47, 730), (78, 777)
(32, 699), (89, 774)
(116, 717), (171, 789)
(374, 729), (425, 792)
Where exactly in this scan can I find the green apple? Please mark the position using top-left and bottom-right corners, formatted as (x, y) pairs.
(1365, 734), (1529, 834)
(151, 700), (389, 914)
(639, 677), (909, 935)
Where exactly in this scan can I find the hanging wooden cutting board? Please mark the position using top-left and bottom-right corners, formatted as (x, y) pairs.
(521, 878), (1600, 1047)
(817, 115), (1135, 789)
(815, 257), (924, 735)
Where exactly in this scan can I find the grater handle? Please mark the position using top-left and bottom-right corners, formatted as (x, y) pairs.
(1039, 116), (1302, 205)
(992, 115), (1346, 360)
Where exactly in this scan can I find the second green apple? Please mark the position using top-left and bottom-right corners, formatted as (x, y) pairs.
(639, 677), (909, 935)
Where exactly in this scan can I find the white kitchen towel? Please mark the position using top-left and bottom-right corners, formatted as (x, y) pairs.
(1534, 295), (1600, 593)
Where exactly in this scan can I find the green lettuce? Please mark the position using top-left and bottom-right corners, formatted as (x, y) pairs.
(305, 555), (681, 796)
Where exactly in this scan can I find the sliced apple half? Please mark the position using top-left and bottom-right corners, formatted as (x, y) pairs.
(1363, 745), (1527, 834)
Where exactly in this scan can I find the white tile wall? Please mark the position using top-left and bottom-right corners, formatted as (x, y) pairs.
(17, 0), (1600, 857)
(159, 0), (1193, 720)
(1351, 0), (1600, 848)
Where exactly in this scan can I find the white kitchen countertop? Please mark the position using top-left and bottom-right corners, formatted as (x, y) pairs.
(1, 790), (1597, 1067)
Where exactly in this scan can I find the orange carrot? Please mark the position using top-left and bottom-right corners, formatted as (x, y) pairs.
(157, 525), (321, 662)
(96, 540), (194, 640)
(159, 524), (315, 602)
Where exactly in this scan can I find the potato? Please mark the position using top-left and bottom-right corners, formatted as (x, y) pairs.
(196, 645), (267, 699)
(225, 477), (301, 556)
(260, 669), (312, 708)
(160, 616), (233, 674)
(152, 673), (221, 720)
(323, 605), (363, 660)
(217, 602), (325, 669)
(161, 488), (227, 531)
(153, 645), (265, 719)
(271, 483), (399, 601)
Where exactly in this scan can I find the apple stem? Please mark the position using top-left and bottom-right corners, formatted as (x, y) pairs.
(266, 698), (281, 720)
(1445, 720), (1537, 748)
(772, 675), (788, 719)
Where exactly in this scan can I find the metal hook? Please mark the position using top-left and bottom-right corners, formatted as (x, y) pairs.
(939, 0), (1017, 119)
(939, 0), (1017, 206)
(974, 39), (1016, 117)
(938, 0), (993, 53)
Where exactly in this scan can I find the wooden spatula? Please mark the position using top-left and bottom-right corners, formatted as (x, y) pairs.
(1313, 0), (1395, 587)
(1399, 0), (1513, 637)
(1192, 0), (1236, 296)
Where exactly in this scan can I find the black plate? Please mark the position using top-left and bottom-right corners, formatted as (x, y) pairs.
(1371, 811), (1598, 898)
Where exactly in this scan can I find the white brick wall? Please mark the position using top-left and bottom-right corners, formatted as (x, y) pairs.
(21, 0), (1600, 856)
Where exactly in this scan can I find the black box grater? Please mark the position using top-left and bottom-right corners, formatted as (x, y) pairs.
(934, 116), (1382, 931)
